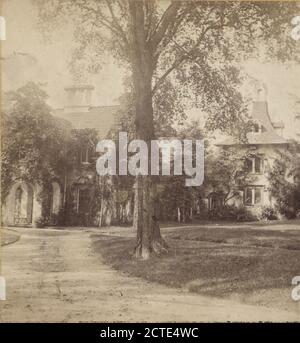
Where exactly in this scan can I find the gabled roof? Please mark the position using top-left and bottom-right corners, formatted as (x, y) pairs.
(217, 101), (288, 146)
(218, 131), (288, 146)
(53, 105), (120, 138)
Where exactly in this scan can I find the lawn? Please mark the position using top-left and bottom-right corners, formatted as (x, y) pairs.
(91, 224), (300, 312)
(1, 229), (20, 246)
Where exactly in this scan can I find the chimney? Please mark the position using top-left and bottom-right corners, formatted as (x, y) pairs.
(253, 81), (268, 102)
(64, 85), (94, 113)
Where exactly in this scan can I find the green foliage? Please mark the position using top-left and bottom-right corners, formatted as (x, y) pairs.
(260, 206), (278, 221)
(268, 143), (300, 219)
(34, 215), (49, 228)
(1, 82), (67, 199)
(208, 204), (257, 222)
(34, 1), (300, 138)
(204, 147), (254, 202)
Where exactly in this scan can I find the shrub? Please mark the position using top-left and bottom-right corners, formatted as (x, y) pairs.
(260, 206), (278, 221)
(194, 207), (209, 220)
(234, 206), (257, 222)
(208, 204), (257, 222)
(34, 216), (49, 228)
(51, 209), (66, 225)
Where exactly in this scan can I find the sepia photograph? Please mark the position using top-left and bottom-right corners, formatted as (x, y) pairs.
(0, 0), (300, 328)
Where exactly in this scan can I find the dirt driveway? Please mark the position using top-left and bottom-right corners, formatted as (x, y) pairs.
(0, 227), (299, 322)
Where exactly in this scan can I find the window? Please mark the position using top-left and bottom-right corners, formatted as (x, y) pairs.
(76, 188), (90, 214)
(254, 156), (261, 173)
(244, 187), (263, 206)
(246, 156), (263, 174)
(254, 187), (262, 204)
(80, 146), (91, 164)
(251, 121), (265, 133)
(294, 174), (300, 185)
(253, 123), (260, 133)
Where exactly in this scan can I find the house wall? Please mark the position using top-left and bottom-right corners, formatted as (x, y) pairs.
(2, 181), (42, 227)
(228, 144), (288, 216)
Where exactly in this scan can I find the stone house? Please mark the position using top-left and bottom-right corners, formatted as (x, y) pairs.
(211, 85), (289, 216)
(2, 83), (295, 227)
(2, 85), (124, 227)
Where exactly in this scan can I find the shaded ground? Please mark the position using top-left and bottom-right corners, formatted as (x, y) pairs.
(91, 224), (300, 314)
(1, 227), (299, 322)
(1, 229), (20, 246)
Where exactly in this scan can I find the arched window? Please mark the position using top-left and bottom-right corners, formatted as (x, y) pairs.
(14, 186), (23, 219)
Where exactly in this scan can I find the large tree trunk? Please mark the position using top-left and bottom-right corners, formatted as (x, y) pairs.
(129, 1), (168, 259)
(133, 176), (168, 259)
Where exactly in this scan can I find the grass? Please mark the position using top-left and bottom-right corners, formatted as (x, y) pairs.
(91, 224), (300, 311)
(1, 228), (20, 246)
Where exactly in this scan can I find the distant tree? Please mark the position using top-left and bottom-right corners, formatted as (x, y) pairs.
(34, 0), (300, 259)
(205, 147), (254, 205)
(157, 120), (205, 222)
(268, 142), (300, 218)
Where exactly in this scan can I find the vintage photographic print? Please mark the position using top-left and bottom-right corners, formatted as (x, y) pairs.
(0, 0), (300, 326)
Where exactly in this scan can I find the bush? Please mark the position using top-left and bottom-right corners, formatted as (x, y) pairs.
(51, 209), (66, 225)
(194, 207), (209, 220)
(260, 206), (278, 221)
(208, 204), (257, 222)
(276, 201), (298, 219)
(34, 216), (49, 228)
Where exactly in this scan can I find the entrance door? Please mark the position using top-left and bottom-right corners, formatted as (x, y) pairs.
(77, 188), (91, 226)
(14, 184), (33, 225)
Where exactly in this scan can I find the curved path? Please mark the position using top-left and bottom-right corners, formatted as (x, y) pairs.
(0, 227), (299, 322)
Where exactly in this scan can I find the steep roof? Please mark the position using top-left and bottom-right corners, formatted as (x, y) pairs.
(217, 101), (288, 146)
(251, 101), (274, 132)
(53, 105), (120, 138)
(218, 131), (288, 146)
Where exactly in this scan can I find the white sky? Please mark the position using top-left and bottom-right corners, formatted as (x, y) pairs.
(2, 0), (300, 138)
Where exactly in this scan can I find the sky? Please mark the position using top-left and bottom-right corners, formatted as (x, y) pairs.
(1, 0), (300, 138)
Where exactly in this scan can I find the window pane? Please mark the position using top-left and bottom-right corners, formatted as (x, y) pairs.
(254, 188), (262, 204)
(254, 157), (261, 173)
(245, 188), (252, 205)
(246, 159), (253, 173)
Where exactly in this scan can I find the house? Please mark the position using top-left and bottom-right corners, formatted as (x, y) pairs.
(2, 82), (294, 227)
(213, 84), (289, 216)
(2, 85), (122, 227)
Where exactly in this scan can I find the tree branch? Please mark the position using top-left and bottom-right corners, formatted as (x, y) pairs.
(150, 2), (181, 51)
(152, 7), (234, 96)
(152, 25), (212, 95)
(104, 0), (130, 50)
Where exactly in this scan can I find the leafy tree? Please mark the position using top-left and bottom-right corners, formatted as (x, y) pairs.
(1, 82), (68, 201)
(34, 0), (300, 259)
(268, 142), (300, 218)
(205, 147), (254, 205)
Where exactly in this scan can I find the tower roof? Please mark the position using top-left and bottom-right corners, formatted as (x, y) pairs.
(217, 100), (288, 146)
(53, 105), (120, 138)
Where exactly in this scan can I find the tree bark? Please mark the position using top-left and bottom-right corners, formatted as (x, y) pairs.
(129, 1), (168, 259)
